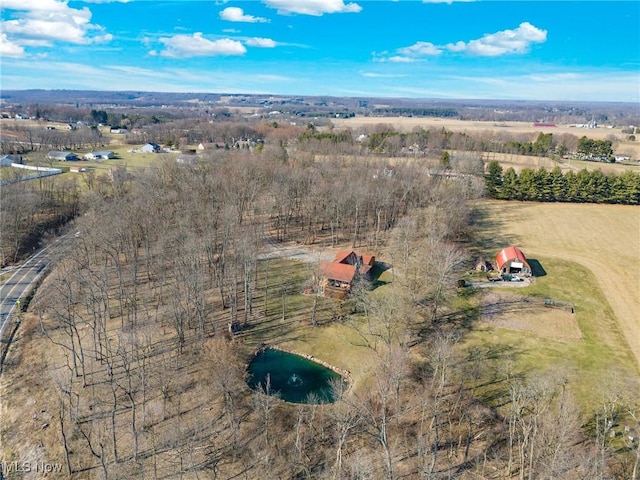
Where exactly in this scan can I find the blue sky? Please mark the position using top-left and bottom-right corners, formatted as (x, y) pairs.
(1, 1), (638, 102)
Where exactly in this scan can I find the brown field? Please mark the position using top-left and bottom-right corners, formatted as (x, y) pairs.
(334, 116), (629, 140)
(334, 117), (640, 160)
(481, 291), (583, 340)
(476, 201), (640, 370)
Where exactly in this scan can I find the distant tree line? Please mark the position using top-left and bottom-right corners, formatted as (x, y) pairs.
(502, 132), (555, 156)
(293, 126), (599, 163)
(372, 107), (459, 118)
(485, 161), (640, 204)
(290, 110), (355, 118)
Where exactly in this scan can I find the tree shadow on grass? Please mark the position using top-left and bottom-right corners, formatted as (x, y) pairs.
(367, 261), (392, 288)
(528, 258), (547, 277)
(468, 203), (521, 255)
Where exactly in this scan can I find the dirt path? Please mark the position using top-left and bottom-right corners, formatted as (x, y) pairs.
(261, 236), (337, 264)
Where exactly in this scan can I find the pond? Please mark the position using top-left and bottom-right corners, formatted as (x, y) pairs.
(247, 348), (347, 404)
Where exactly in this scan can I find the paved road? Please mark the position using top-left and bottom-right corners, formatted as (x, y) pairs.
(0, 243), (59, 338)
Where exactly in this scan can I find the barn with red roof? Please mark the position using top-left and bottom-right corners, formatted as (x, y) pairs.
(495, 246), (532, 277)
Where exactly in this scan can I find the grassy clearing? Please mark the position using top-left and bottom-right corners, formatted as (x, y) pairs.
(473, 201), (640, 369)
(237, 257), (386, 386)
(469, 257), (637, 409)
(464, 201), (640, 412)
(334, 116), (633, 142)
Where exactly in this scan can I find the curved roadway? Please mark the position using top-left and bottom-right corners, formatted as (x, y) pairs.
(0, 241), (61, 339)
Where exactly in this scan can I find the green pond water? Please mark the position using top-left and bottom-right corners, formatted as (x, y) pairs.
(247, 348), (346, 404)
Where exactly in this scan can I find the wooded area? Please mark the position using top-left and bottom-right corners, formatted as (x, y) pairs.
(1, 107), (639, 479)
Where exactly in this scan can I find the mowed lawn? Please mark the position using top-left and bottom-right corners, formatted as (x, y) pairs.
(475, 200), (640, 373)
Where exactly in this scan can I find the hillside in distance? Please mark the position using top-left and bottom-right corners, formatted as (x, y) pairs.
(2, 89), (639, 125)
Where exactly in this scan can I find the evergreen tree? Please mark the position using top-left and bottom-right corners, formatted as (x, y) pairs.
(618, 171), (640, 205)
(533, 167), (551, 201)
(485, 160), (503, 198)
(518, 168), (536, 200)
(533, 133), (553, 156)
(575, 169), (592, 202)
(588, 170), (610, 202)
(549, 166), (567, 201)
(564, 170), (579, 202)
(501, 167), (519, 200)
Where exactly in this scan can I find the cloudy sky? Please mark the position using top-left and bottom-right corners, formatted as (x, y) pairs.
(1, 0), (638, 102)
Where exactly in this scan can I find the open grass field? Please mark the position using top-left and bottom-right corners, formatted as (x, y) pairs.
(334, 116), (640, 162)
(334, 116), (631, 141)
(467, 200), (640, 408)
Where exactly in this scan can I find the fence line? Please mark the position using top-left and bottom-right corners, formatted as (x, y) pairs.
(0, 163), (62, 186)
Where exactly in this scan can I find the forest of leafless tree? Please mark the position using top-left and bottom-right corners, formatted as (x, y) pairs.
(1, 112), (638, 480)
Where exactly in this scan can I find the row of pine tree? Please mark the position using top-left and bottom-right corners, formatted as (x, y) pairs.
(485, 161), (640, 204)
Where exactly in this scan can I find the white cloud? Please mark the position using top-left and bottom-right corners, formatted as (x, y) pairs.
(246, 37), (277, 48)
(385, 56), (418, 63)
(220, 7), (268, 23)
(0, 0), (113, 55)
(362, 72), (407, 78)
(376, 40), (441, 62)
(445, 22), (547, 56)
(94, 33), (114, 43)
(381, 21), (547, 62)
(81, 0), (131, 3)
(0, 33), (25, 57)
(263, 0), (362, 16)
(397, 41), (442, 57)
(159, 33), (246, 58)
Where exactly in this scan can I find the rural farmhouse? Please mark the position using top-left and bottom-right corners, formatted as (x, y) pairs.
(318, 250), (375, 299)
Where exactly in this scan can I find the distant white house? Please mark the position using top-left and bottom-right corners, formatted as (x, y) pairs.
(84, 150), (115, 160)
(141, 142), (161, 153)
(46, 151), (80, 162)
(110, 127), (128, 134)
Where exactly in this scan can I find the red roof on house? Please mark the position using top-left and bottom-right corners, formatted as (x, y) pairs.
(333, 250), (354, 263)
(495, 246), (529, 271)
(319, 250), (376, 284)
(319, 261), (357, 283)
